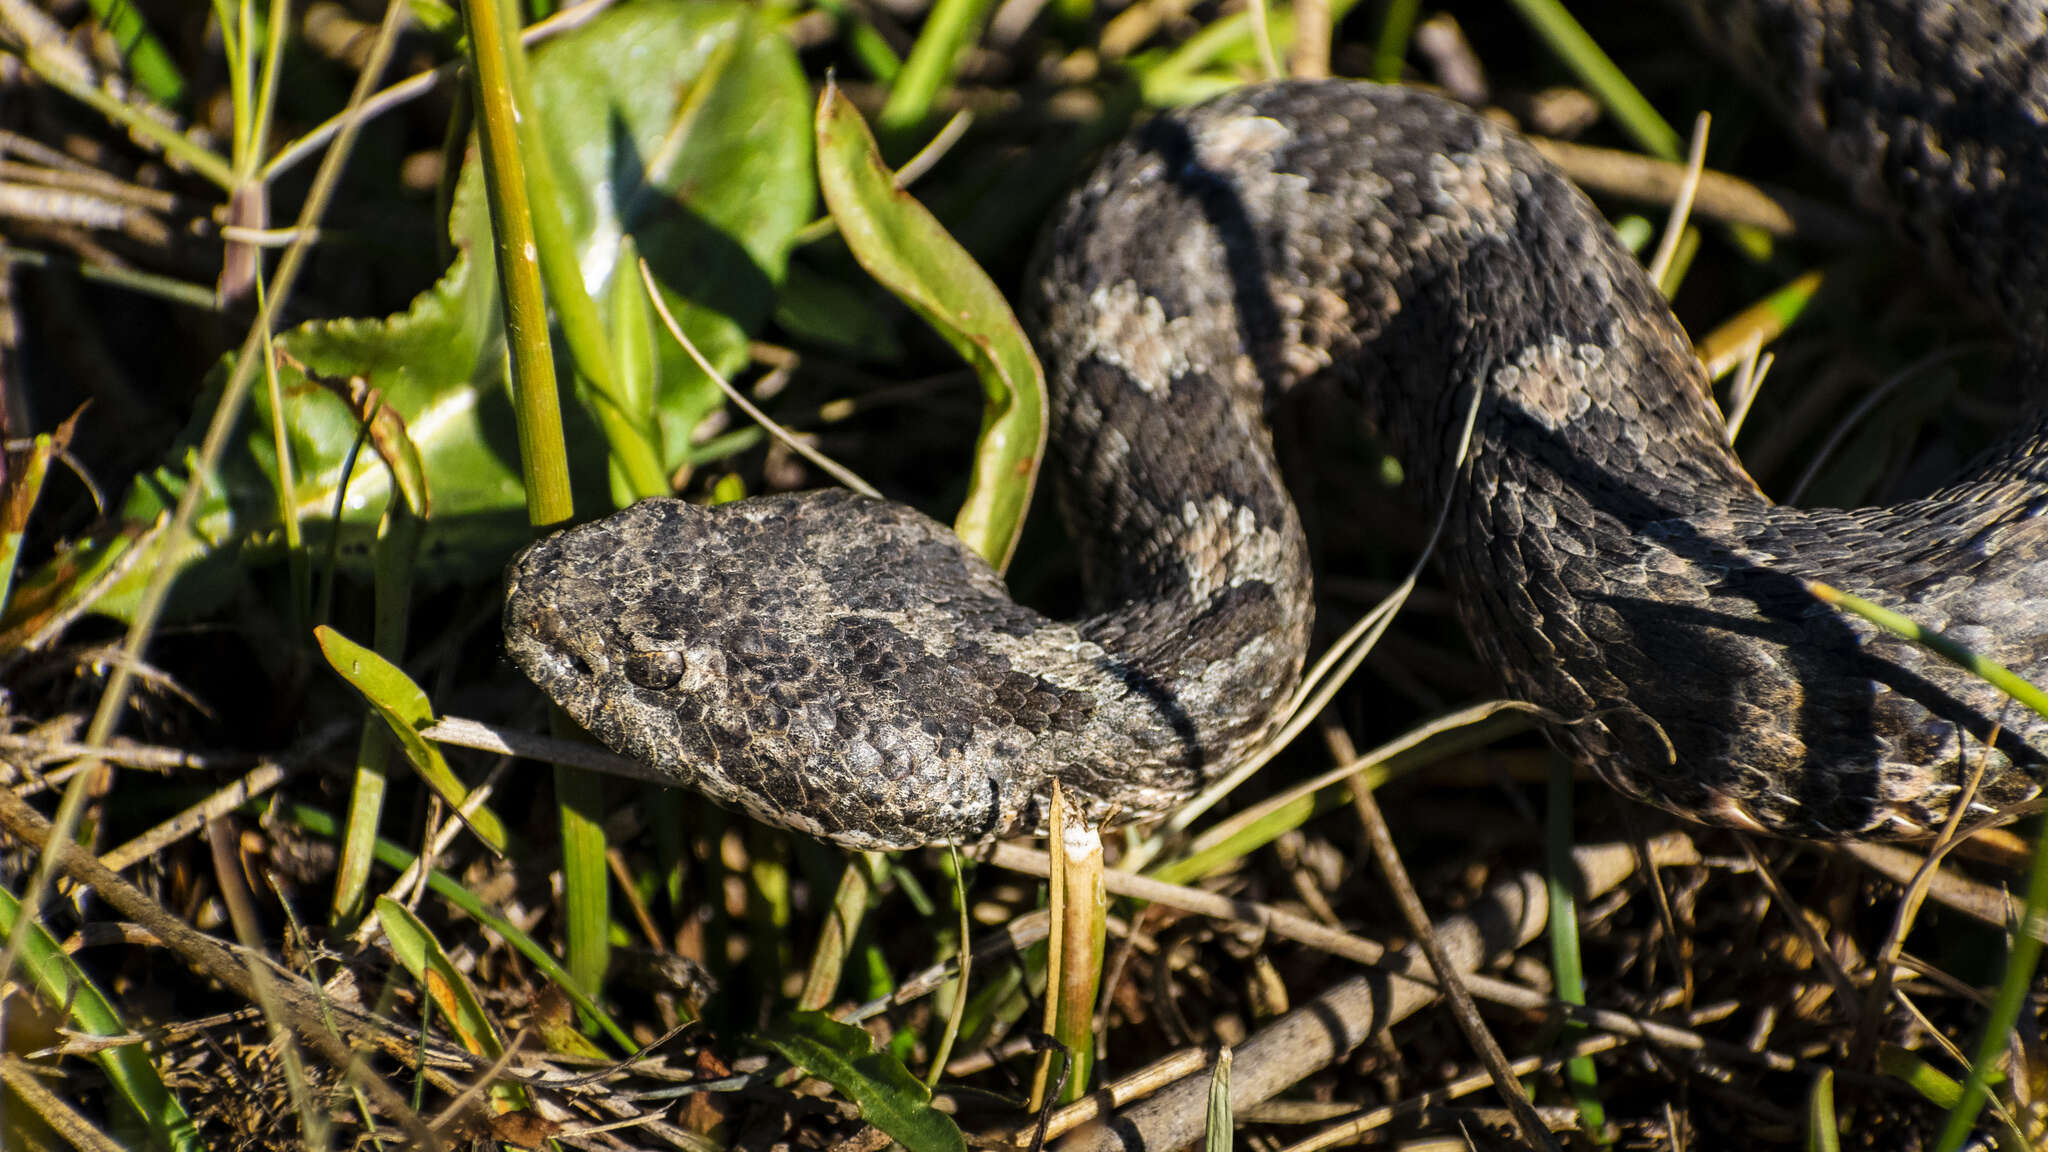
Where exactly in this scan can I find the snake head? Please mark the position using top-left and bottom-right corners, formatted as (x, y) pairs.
(503, 491), (1117, 848)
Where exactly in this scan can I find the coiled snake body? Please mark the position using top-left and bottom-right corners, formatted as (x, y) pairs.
(504, 0), (2048, 849)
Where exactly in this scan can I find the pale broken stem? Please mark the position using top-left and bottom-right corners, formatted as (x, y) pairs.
(638, 258), (881, 499)
(1723, 344), (1774, 444)
(422, 716), (670, 783)
(101, 761), (289, 872)
(1646, 111), (1709, 289)
(1029, 835), (1845, 1152)
(1031, 785), (1106, 1109)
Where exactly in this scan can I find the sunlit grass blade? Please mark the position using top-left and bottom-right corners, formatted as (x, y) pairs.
(1805, 1068), (1839, 1152)
(1501, 0), (1678, 159)
(1807, 584), (2048, 720)
(1546, 759), (1607, 1141)
(1697, 271), (1824, 380)
(314, 625), (510, 855)
(87, 0), (187, 104)
(0, 883), (202, 1152)
(332, 474), (428, 927)
(878, 0), (997, 132)
(925, 848), (972, 1088)
(377, 898), (531, 1112)
(800, 853), (879, 1011)
(1371, 0), (1421, 81)
(1206, 1046), (1233, 1152)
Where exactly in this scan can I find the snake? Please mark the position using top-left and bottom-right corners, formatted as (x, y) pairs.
(503, 0), (2048, 851)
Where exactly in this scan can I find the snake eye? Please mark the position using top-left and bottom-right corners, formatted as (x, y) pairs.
(623, 649), (686, 690)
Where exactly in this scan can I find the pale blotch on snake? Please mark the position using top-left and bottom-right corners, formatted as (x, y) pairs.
(504, 0), (2048, 850)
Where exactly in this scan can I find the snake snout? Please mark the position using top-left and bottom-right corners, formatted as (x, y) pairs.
(505, 541), (616, 686)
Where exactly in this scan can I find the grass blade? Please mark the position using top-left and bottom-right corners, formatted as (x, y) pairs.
(1206, 1046), (1233, 1152)
(878, 0), (997, 132)
(0, 883), (202, 1151)
(377, 898), (531, 1112)
(1546, 759), (1608, 1141)
(1805, 1068), (1839, 1152)
(1500, 0), (1679, 159)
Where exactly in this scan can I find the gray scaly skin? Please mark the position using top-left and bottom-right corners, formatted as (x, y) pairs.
(504, 2), (2048, 850)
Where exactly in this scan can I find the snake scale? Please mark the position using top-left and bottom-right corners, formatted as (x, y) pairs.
(504, 0), (2048, 850)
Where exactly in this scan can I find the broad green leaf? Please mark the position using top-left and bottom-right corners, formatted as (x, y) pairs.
(753, 1011), (968, 1152)
(377, 897), (529, 1111)
(314, 624), (509, 853)
(815, 81), (1045, 572)
(7, 0), (811, 628)
(0, 884), (202, 1152)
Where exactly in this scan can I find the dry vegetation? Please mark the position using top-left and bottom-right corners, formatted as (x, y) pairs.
(0, 0), (2042, 1150)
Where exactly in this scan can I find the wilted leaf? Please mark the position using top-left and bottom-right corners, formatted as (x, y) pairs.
(814, 81), (1045, 571)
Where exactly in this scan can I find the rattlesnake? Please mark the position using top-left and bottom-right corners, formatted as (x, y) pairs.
(504, 0), (2048, 850)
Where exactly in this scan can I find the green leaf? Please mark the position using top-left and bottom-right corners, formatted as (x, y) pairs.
(377, 897), (529, 1111)
(814, 80), (1046, 572)
(753, 1011), (968, 1152)
(503, 0), (812, 483)
(8, 0), (812, 624)
(0, 884), (202, 1152)
(86, 0), (187, 105)
(314, 624), (509, 853)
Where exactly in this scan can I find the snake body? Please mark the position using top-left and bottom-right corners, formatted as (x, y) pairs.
(503, 0), (2048, 850)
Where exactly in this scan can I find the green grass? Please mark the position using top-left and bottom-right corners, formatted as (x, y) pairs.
(0, 1), (2040, 1150)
